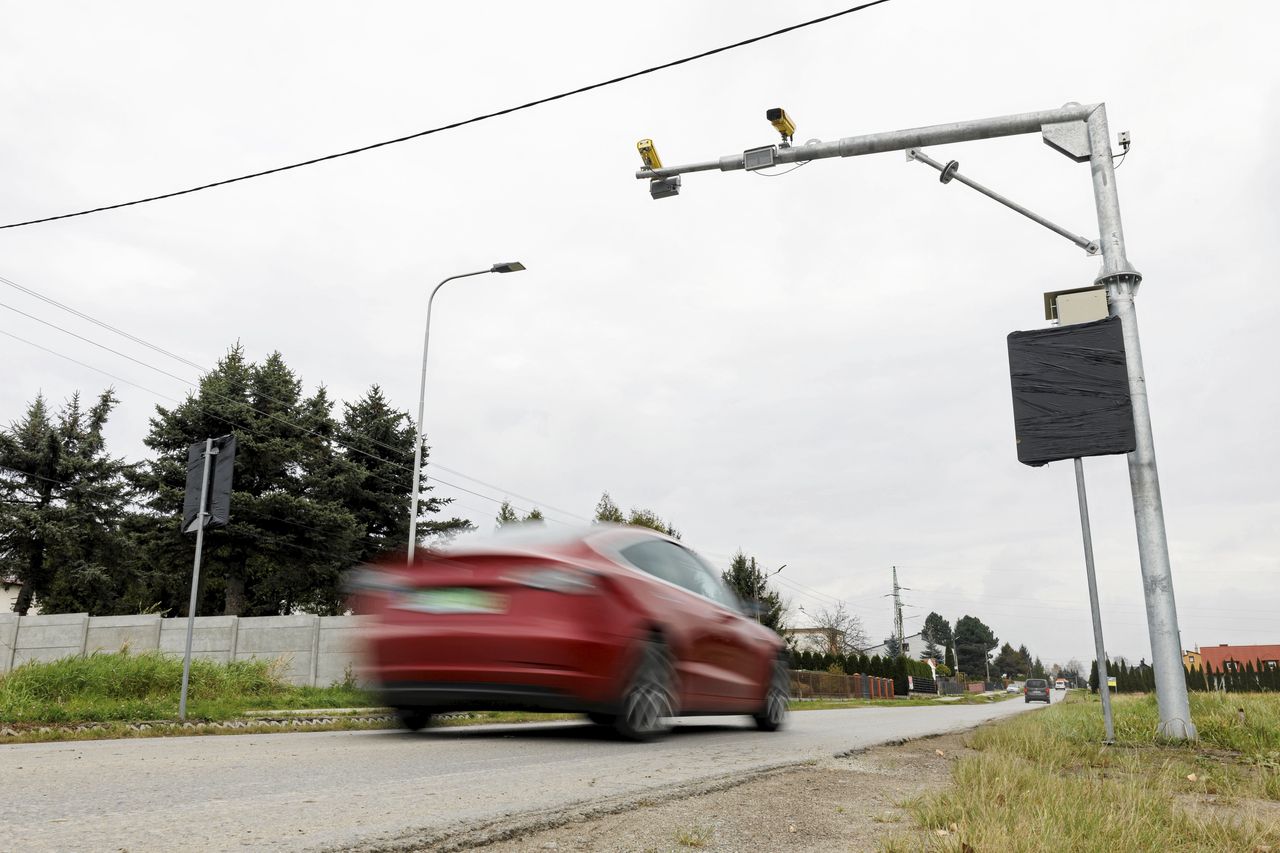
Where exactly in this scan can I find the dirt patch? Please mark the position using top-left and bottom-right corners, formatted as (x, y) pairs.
(452, 732), (970, 853)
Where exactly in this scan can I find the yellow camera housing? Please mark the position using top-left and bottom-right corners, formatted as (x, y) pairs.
(636, 139), (663, 171)
(766, 107), (796, 140)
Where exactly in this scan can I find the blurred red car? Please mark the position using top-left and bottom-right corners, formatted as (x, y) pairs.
(350, 525), (789, 740)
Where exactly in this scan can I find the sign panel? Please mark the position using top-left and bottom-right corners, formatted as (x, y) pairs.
(1007, 316), (1136, 467)
(182, 434), (236, 533)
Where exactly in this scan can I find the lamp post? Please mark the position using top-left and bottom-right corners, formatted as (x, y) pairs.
(406, 261), (526, 563)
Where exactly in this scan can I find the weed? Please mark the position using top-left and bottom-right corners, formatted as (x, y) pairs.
(674, 824), (714, 848)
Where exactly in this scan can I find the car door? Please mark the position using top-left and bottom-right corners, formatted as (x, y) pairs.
(678, 546), (771, 705)
(617, 538), (723, 706)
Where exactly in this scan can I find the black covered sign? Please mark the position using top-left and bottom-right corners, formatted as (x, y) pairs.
(1007, 316), (1135, 467)
(182, 434), (236, 532)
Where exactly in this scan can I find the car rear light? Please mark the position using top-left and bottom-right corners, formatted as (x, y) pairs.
(503, 566), (600, 594)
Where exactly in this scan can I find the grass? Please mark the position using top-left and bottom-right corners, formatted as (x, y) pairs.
(792, 693), (1016, 711)
(888, 691), (1280, 852)
(674, 824), (715, 848)
(0, 649), (372, 725)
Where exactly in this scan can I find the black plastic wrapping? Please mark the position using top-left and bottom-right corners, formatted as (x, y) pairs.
(182, 434), (236, 532)
(1007, 316), (1135, 467)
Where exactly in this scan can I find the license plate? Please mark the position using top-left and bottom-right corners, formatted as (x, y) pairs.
(399, 588), (507, 614)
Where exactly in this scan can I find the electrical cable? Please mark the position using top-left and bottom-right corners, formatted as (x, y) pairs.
(0, 304), (562, 524)
(0, 272), (588, 525)
(0, 1), (894, 230)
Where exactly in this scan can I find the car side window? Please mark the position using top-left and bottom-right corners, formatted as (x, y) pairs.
(619, 540), (685, 587)
(620, 540), (737, 610)
(673, 545), (740, 611)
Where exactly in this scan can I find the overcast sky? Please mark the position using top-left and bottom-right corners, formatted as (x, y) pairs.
(2, 0), (1276, 667)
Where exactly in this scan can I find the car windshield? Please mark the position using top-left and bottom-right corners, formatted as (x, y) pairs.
(1026, 679), (1048, 687)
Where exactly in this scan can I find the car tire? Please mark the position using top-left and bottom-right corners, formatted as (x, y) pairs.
(397, 707), (434, 731)
(753, 656), (790, 732)
(614, 639), (676, 742)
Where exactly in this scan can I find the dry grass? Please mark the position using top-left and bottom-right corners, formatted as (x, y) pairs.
(888, 692), (1280, 852)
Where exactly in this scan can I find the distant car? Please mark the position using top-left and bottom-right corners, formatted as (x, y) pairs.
(1006, 683), (1021, 694)
(1024, 678), (1051, 703)
(1054, 678), (1068, 691)
(351, 525), (790, 741)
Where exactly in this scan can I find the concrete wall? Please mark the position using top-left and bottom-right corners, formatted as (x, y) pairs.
(0, 613), (369, 687)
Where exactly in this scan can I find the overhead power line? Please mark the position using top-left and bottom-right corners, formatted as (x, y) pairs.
(0, 273), (584, 524)
(0, 1), (893, 230)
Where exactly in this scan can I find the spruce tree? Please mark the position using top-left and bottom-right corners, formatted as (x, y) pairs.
(0, 390), (135, 614)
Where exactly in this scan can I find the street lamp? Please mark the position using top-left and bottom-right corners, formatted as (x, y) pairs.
(407, 261), (526, 563)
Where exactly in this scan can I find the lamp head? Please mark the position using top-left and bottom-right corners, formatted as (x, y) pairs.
(491, 261), (526, 273)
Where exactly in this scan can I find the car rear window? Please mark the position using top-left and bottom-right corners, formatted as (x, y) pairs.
(1026, 679), (1048, 688)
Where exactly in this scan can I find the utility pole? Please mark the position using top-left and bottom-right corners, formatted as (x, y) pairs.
(892, 567), (904, 658)
(634, 101), (1197, 740)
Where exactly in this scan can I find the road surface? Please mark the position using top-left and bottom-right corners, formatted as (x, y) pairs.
(0, 696), (1053, 851)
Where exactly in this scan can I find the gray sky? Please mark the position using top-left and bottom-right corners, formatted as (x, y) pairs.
(2, 0), (1276, 667)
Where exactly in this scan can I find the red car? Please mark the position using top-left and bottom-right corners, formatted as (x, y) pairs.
(351, 525), (789, 740)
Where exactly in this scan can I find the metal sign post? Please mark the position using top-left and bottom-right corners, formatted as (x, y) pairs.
(179, 438), (215, 721)
(1074, 458), (1115, 744)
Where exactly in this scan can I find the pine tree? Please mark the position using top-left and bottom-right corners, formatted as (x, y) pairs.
(495, 500), (520, 528)
(0, 390), (135, 614)
(721, 551), (786, 633)
(593, 492), (625, 523)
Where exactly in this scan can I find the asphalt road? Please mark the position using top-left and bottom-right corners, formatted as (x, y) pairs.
(0, 696), (1055, 852)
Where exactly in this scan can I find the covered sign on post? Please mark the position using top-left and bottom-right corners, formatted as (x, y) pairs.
(1006, 316), (1135, 467)
(182, 434), (236, 532)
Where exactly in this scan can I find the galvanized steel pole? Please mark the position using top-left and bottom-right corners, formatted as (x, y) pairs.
(1074, 457), (1116, 743)
(1086, 105), (1196, 739)
(179, 437), (214, 721)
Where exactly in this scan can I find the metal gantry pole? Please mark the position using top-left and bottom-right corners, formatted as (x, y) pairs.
(636, 101), (1197, 740)
(1086, 105), (1196, 740)
(179, 438), (214, 721)
(1073, 457), (1116, 743)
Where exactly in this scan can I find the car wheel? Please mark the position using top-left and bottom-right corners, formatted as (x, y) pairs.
(614, 639), (676, 742)
(586, 712), (616, 726)
(397, 707), (434, 731)
(753, 656), (790, 732)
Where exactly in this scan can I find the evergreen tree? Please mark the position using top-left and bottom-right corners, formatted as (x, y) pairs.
(883, 634), (902, 658)
(721, 550), (787, 633)
(593, 492), (625, 523)
(331, 384), (467, 560)
(523, 507), (545, 524)
(1089, 659), (1099, 693)
(954, 615), (997, 680)
(495, 500), (520, 528)
(921, 612), (952, 662)
(0, 390), (135, 614)
(132, 346), (437, 616)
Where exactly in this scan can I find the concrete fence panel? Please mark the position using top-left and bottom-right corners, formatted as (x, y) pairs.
(2, 613), (370, 686)
(85, 614), (162, 655)
(315, 615), (370, 688)
(234, 615), (320, 686)
(159, 615), (238, 664)
(10, 613), (90, 668)
(0, 613), (17, 674)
